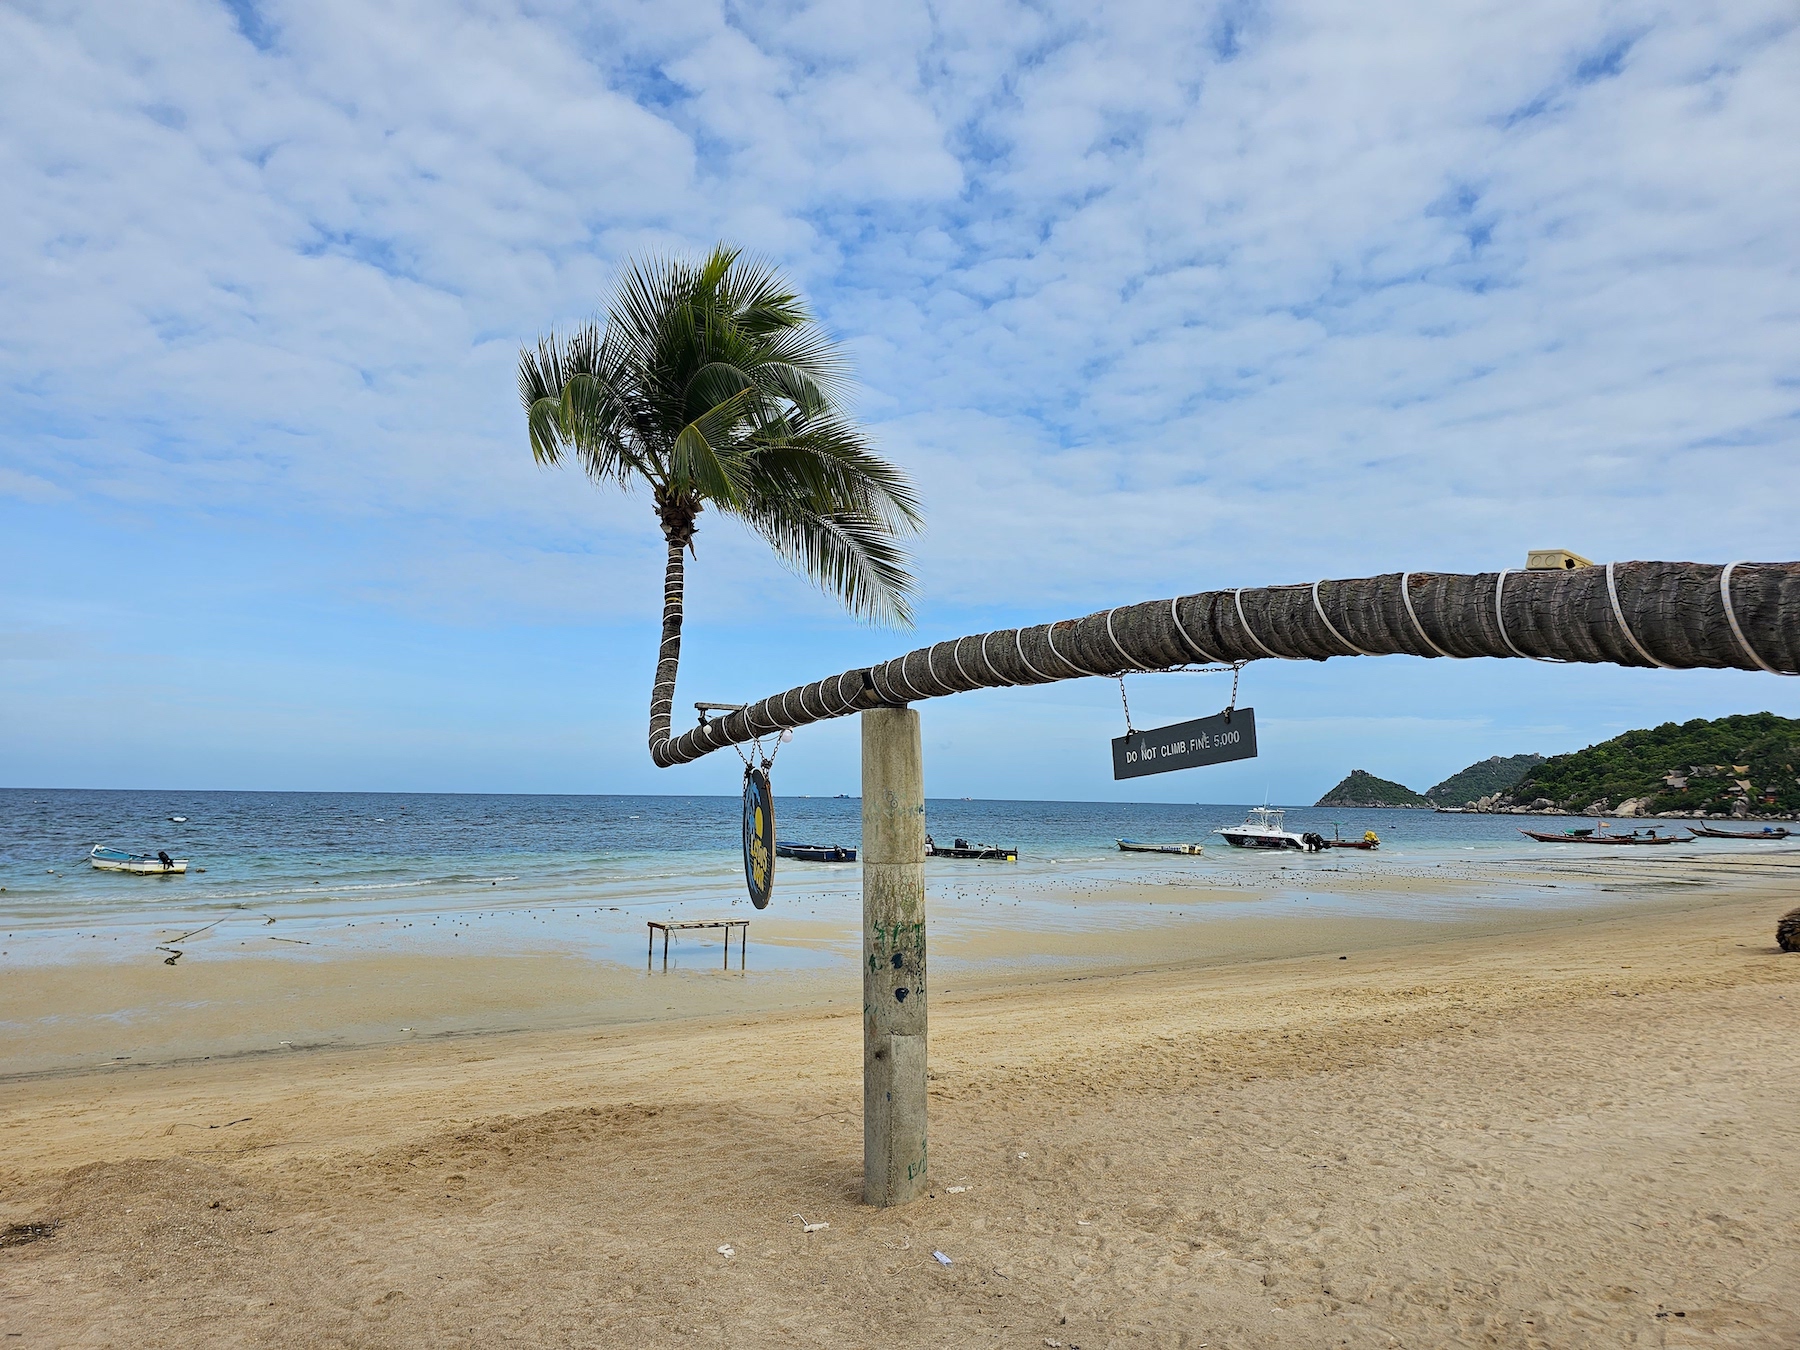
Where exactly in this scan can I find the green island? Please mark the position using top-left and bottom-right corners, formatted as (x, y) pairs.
(1426, 753), (1544, 807)
(1502, 712), (1800, 817)
(1314, 715), (1799, 817)
(1315, 769), (1434, 809)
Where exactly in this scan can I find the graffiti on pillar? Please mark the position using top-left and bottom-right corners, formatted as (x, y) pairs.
(865, 918), (926, 1013)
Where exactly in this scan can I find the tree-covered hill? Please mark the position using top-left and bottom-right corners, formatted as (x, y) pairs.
(1316, 770), (1434, 809)
(1506, 713), (1800, 817)
(1427, 753), (1544, 807)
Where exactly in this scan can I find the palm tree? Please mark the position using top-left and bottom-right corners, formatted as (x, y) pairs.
(520, 245), (922, 766)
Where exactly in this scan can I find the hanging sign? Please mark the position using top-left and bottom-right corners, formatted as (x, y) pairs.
(1112, 708), (1258, 780)
(742, 766), (775, 909)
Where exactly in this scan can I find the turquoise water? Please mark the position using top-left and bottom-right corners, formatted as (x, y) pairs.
(0, 789), (1774, 970)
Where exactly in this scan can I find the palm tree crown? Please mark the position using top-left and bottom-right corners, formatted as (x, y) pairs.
(520, 245), (922, 764)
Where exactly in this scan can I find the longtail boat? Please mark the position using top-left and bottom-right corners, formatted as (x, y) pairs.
(1687, 824), (1791, 840)
(1519, 826), (1686, 845)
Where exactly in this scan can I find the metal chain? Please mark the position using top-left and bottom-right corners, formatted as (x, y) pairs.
(1115, 660), (1248, 735)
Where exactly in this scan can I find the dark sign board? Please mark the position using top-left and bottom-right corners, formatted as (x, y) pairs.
(742, 766), (774, 908)
(1112, 708), (1258, 780)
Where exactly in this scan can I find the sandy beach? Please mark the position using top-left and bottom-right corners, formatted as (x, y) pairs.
(3, 852), (1798, 1347)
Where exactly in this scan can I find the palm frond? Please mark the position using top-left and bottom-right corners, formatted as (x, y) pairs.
(671, 417), (751, 508)
(745, 419), (924, 530)
(744, 503), (916, 626)
(518, 336), (572, 465)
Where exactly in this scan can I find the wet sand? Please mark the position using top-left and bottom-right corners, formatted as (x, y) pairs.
(4, 847), (1785, 1078)
(2, 857), (1798, 1346)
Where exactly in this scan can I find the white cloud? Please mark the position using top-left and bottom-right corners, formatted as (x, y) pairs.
(2, 0), (1796, 633)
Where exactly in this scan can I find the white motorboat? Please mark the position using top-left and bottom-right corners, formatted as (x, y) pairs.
(89, 845), (188, 874)
(1213, 807), (1307, 851)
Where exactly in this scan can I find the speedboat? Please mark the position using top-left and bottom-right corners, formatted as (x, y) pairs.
(1213, 807), (1307, 851)
(89, 845), (188, 874)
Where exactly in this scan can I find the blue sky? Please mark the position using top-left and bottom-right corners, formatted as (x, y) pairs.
(3, 0), (1797, 802)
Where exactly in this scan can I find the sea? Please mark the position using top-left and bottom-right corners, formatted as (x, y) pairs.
(0, 788), (1768, 974)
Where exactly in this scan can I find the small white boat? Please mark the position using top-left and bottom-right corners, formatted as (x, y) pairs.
(1117, 839), (1204, 855)
(1213, 807), (1308, 851)
(89, 845), (188, 874)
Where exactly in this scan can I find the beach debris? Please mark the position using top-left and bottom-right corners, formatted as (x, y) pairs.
(946, 1186), (969, 1194)
(793, 1214), (830, 1233)
(1076, 1219), (1092, 1226)
(157, 947), (183, 965)
(1045, 1340), (1063, 1347)
(932, 1251), (952, 1266)
(0, 1222), (58, 1249)
(716, 1244), (735, 1258)
(1018, 1152), (1029, 1159)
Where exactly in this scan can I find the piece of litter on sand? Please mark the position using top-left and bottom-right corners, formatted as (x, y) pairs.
(1046, 1340), (1063, 1347)
(946, 1186), (968, 1194)
(716, 1245), (735, 1258)
(1018, 1152), (1029, 1159)
(932, 1251), (952, 1266)
(792, 1215), (830, 1234)
(1076, 1219), (1092, 1225)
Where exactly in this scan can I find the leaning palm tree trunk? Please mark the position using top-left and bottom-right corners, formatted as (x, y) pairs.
(650, 535), (687, 767)
(656, 560), (1799, 766)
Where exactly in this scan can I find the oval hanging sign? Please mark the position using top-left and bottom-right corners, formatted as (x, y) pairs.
(742, 766), (774, 909)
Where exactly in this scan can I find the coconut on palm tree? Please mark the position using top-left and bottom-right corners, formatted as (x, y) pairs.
(519, 245), (921, 766)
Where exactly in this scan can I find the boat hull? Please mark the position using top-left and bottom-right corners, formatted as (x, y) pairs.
(1215, 830), (1302, 850)
(1117, 840), (1203, 855)
(775, 842), (857, 862)
(1519, 829), (1685, 845)
(89, 852), (188, 874)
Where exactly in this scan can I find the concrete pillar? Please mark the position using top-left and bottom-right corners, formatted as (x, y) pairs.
(861, 705), (928, 1206)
